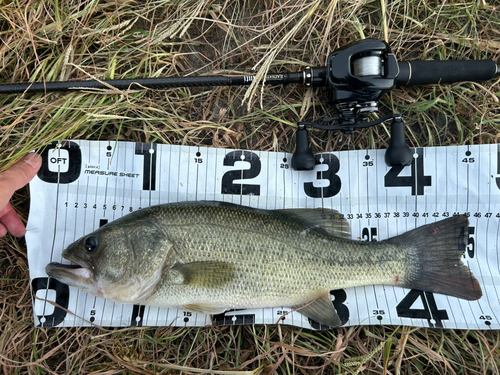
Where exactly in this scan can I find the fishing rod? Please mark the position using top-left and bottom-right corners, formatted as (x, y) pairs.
(2, 39), (498, 170)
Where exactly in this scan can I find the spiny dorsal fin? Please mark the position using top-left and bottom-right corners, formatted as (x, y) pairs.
(292, 292), (342, 328)
(275, 208), (351, 239)
(170, 261), (235, 289)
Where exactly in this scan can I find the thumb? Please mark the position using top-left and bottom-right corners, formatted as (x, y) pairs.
(0, 153), (42, 210)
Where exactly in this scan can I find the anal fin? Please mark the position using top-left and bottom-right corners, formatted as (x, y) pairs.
(292, 292), (341, 328)
(182, 304), (227, 315)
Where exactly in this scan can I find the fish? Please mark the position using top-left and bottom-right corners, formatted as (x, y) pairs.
(45, 201), (482, 327)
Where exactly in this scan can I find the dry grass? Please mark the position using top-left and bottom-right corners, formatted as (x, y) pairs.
(1, 0), (500, 374)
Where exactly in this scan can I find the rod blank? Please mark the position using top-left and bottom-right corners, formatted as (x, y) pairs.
(0, 72), (307, 95)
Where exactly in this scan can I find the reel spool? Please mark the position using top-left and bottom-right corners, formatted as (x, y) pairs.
(292, 39), (410, 170)
(352, 55), (385, 77)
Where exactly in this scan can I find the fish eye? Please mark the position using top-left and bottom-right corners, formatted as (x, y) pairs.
(84, 236), (98, 252)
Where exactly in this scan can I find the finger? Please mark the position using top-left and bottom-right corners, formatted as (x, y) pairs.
(0, 222), (7, 237)
(0, 203), (26, 237)
(0, 153), (42, 211)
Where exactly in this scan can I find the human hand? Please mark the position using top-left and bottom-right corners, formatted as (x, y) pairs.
(0, 153), (42, 237)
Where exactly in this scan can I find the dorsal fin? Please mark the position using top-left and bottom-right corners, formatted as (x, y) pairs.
(275, 208), (351, 239)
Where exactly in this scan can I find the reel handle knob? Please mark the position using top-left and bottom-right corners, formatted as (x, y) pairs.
(291, 124), (316, 170)
(385, 117), (413, 167)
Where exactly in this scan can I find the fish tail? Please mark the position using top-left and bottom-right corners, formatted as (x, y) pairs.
(387, 215), (482, 300)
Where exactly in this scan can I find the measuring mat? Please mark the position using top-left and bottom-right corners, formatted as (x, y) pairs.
(26, 141), (500, 329)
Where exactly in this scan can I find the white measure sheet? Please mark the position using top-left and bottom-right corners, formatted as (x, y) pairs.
(26, 140), (500, 330)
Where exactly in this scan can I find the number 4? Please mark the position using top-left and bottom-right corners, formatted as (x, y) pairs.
(479, 315), (492, 320)
(396, 290), (448, 328)
(384, 148), (431, 195)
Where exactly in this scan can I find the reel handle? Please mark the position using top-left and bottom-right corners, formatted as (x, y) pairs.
(291, 125), (316, 171)
(384, 117), (413, 167)
(291, 116), (413, 170)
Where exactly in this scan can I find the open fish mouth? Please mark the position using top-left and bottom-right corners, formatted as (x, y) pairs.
(45, 258), (93, 286)
(46, 262), (84, 273)
(46, 263), (82, 270)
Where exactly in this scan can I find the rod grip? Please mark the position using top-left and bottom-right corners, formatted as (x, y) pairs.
(396, 60), (497, 86)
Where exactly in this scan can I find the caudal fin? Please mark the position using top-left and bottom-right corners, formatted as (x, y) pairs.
(387, 215), (482, 300)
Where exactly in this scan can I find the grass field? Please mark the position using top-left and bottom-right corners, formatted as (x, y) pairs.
(1, 0), (500, 373)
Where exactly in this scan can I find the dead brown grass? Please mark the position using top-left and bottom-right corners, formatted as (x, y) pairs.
(1, 0), (500, 374)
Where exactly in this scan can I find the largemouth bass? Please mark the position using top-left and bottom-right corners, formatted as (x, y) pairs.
(46, 201), (482, 327)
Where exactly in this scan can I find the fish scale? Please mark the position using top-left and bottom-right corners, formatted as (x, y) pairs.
(46, 201), (482, 327)
(128, 203), (423, 309)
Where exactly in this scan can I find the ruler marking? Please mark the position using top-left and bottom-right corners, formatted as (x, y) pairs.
(365, 151), (370, 216)
(238, 150), (243, 205)
(41, 145), (64, 327)
(282, 153), (287, 209)
(474, 147), (499, 328)
(482, 145), (500, 328)
(78, 146), (92, 327)
(62, 162), (71, 327)
(471, 149), (486, 324)
(148, 143), (152, 206)
(377, 151), (390, 325)
(469, 146), (489, 328)
(184, 145), (189, 204)
(157, 144), (162, 205)
(204, 147), (209, 201)
(370, 285), (379, 325)
(105, 142), (116, 326)
(466, 145), (470, 212)
(195, 147), (199, 202)
(453, 147), (470, 329)
(29, 141), (500, 330)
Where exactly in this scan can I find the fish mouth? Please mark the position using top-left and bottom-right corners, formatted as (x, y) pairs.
(45, 255), (93, 288)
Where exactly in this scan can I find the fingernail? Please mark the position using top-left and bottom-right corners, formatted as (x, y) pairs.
(23, 153), (42, 169)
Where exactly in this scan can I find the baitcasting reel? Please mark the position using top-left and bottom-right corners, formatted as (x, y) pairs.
(290, 39), (498, 170)
(0, 39), (498, 170)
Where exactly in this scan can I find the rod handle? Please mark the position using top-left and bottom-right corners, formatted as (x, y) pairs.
(396, 60), (498, 86)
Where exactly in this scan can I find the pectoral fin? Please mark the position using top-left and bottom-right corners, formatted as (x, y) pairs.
(292, 293), (341, 328)
(170, 261), (235, 289)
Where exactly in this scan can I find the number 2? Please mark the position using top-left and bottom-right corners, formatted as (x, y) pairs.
(221, 151), (261, 195)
